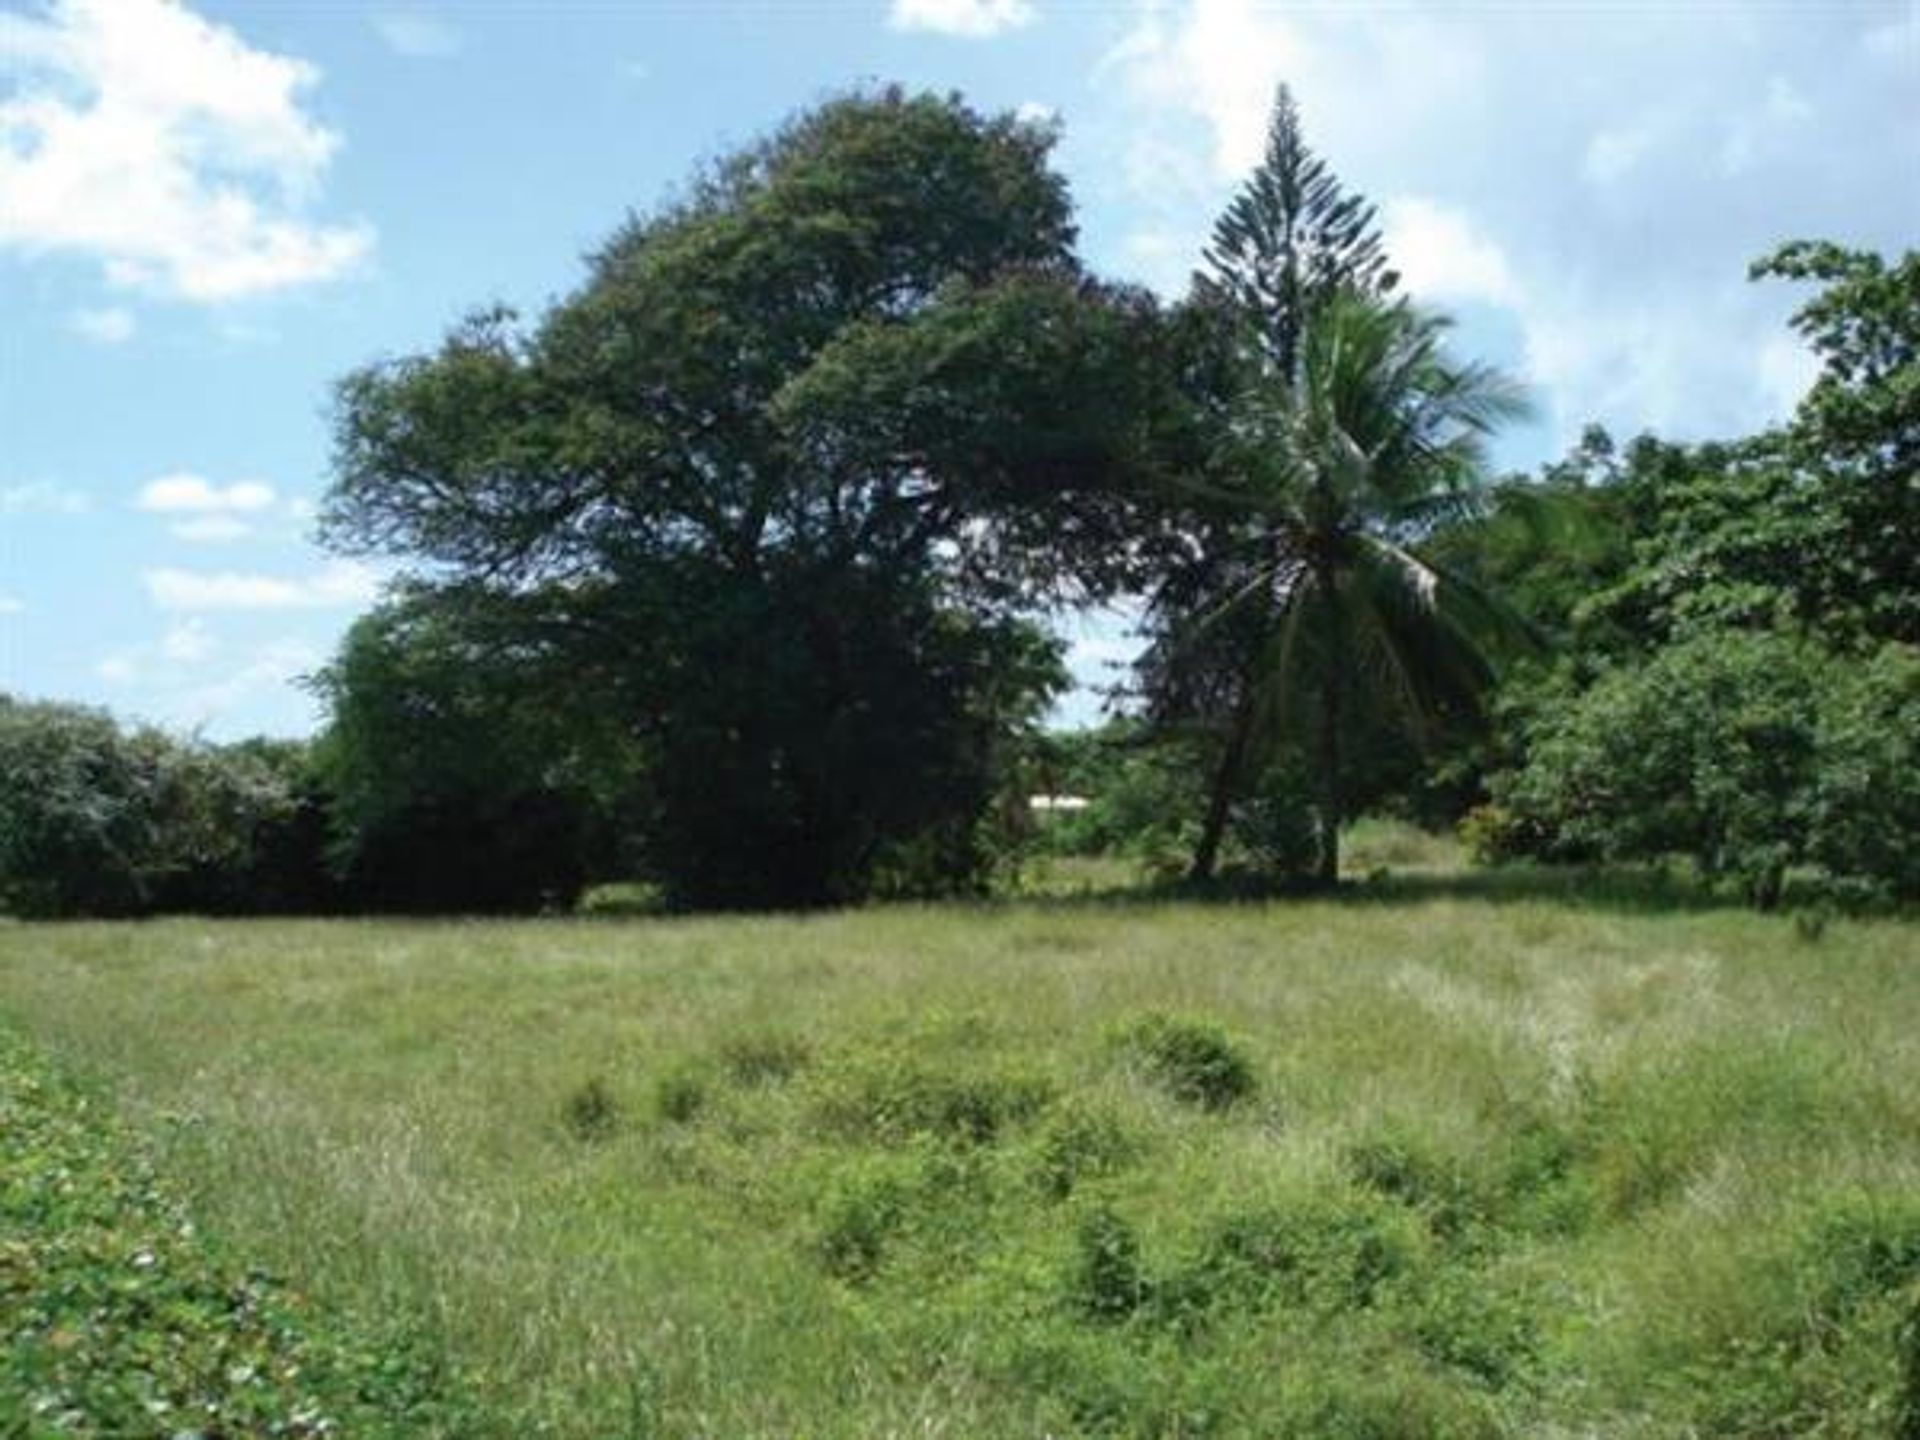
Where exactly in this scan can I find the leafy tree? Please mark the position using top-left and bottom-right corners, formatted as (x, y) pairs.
(313, 591), (644, 913)
(1489, 632), (1918, 906)
(319, 90), (1159, 909)
(1588, 243), (1917, 649)
(1141, 289), (1528, 885)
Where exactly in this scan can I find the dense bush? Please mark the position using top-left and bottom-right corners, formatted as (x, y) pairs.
(1490, 633), (1919, 905)
(0, 696), (330, 918)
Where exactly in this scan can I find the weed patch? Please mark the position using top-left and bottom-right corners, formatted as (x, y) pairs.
(810, 1045), (1053, 1145)
(0, 1027), (483, 1437)
(1113, 1014), (1255, 1111)
(562, 1076), (619, 1142)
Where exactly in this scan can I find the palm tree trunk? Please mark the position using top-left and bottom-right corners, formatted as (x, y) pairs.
(1189, 686), (1256, 882)
(1315, 576), (1343, 888)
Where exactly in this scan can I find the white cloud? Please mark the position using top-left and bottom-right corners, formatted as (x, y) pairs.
(372, 12), (462, 58)
(1015, 100), (1057, 126)
(160, 618), (215, 662)
(168, 515), (252, 543)
(96, 653), (136, 684)
(1381, 197), (1521, 309)
(0, 0), (373, 300)
(67, 305), (135, 343)
(1, 480), (91, 514)
(1089, 0), (1912, 455)
(143, 559), (381, 611)
(136, 472), (275, 513)
(889, 0), (1035, 39)
(165, 636), (321, 727)
(0, 595), (25, 615)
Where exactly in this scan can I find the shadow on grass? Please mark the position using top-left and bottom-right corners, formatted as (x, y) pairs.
(1001, 862), (1899, 921)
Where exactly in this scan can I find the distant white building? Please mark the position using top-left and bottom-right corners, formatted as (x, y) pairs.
(1028, 794), (1091, 813)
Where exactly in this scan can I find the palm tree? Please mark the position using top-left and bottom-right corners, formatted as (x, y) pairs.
(1152, 288), (1531, 885)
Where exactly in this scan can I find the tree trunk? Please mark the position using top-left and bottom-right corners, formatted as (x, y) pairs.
(1189, 686), (1257, 883)
(1314, 578), (1343, 889)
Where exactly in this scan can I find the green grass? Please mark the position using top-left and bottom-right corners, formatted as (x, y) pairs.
(0, 1026), (479, 1437)
(2, 887), (1917, 1436)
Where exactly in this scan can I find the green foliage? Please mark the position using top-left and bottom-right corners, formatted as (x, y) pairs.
(653, 1068), (707, 1125)
(717, 1029), (812, 1087)
(0, 695), (330, 918)
(811, 1043), (1054, 1145)
(1493, 631), (1919, 904)
(1136, 88), (1529, 884)
(0, 1026), (480, 1436)
(314, 591), (643, 914)
(1113, 1014), (1255, 1111)
(1032, 1103), (1141, 1199)
(562, 1077), (619, 1142)
(320, 88), (1156, 910)
(1071, 1204), (1151, 1322)
(4, 898), (1918, 1435)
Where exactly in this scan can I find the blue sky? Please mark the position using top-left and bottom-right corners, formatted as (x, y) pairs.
(2, 0), (1915, 738)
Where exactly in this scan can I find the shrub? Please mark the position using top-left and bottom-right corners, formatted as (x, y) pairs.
(1072, 1205), (1151, 1322)
(653, 1068), (707, 1124)
(811, 1047), (1053, 1145)
(1113, 1014), (1255, 1111)
(816, 1164), (911, 1282)
(563, 1078), (619, 1142)
(1157, 1201), (1412, 1328)
(718, 1030), (812, 1087)
(1490, 633), (1920, 905)
(0, 697), (331, 918)
(1032, 1104), (1140, 1199)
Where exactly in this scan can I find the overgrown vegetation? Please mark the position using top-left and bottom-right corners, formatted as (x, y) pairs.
(2, 900), (1914, 1435)
(0, 1025), (481, 1437)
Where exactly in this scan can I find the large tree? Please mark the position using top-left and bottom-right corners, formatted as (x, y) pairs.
(320, 89), (1161, 909)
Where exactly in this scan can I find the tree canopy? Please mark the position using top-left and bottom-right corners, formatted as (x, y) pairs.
(320, 89), (1163, 908)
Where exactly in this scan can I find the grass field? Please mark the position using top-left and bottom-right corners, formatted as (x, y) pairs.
(3, 876), (1918, 1436)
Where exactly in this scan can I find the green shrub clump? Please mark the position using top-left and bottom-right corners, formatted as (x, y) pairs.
(1114, 1014), (1256, 1111)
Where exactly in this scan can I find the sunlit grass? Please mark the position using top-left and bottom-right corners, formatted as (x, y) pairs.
(2, 888), (1916, 1435)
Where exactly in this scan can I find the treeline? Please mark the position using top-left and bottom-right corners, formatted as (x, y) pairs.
(2, 86), (1913, 916)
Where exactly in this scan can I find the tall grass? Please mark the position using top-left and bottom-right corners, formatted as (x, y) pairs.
(1, 890), (1916, 1435)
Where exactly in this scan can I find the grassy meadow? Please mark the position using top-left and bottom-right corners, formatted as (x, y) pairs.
(3, 873), (1918, 1436)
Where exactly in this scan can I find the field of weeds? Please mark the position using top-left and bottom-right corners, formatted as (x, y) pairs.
(3, 886), (1917, 1436)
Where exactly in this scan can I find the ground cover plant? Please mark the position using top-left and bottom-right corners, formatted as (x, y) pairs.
(0, 1025), (479, 1437)
(3, 888), (1916, 1436)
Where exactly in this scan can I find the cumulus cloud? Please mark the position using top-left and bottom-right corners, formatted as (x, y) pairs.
(135, 473), (275, 514)
(1381, 197), (1521, 309)
(889, 0), (1035, 39)
(1090, 0), (1913, 450)
(371, 12), (462, 58)
(0, 0), (373, 300)
(67, 305), (135, 343)
(143, 559), (380, 611)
